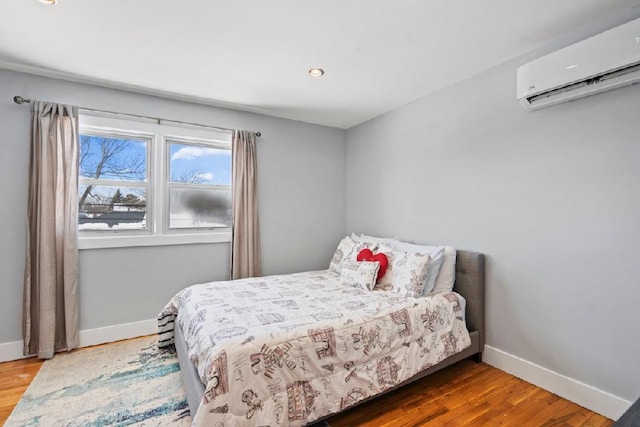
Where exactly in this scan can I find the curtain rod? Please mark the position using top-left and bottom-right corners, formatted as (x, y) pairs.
(12, 96), (261, 137)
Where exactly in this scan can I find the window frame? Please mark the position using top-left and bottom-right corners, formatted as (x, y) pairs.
(78, 128), (154, 236)
(164, 136), (233, 234)
(78, 114), (232, 250)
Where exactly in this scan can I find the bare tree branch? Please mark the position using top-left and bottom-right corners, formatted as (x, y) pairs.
(78, 136), (146, 208)
(172, 168), (204, 184)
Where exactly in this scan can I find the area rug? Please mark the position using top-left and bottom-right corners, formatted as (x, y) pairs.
(5, 336), (190, 426)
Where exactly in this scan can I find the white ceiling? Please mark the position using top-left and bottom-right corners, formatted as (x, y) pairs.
(0, 0), (638, 129)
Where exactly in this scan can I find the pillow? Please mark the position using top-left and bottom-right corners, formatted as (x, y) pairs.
(340, 261), (380, 291)
(329, 236), (358, 273)
(329, 236), (378, 274)
(351, 233), (397, 245)
(356, 248), (389, 280)
(431, 246), (457, 293)
(386, 241), (445, 295)
(375, 245), (432, 297)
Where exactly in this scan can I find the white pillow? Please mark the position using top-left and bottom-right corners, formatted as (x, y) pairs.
(329, 236), (357, 273)
(376, 245), (432, 298)
(386, 241), (445, 295)
(340, 261), (380, 291)
(431, 246), (457, 293)
(329, 236), (377, 274)
(351, 233), (397, 245)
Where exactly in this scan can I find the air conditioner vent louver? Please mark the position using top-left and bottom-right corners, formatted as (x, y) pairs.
(598, 61), (640, 82)
(525, 61), (640, 104)
(517, 17), (640, 110)
(526, 80), (590, 104)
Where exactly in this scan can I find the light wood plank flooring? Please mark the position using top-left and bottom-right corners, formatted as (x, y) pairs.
(0, 340), (613, 426)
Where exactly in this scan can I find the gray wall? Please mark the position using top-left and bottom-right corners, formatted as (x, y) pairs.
(345, 17), (640, 401)
(0, 69), (346, 342)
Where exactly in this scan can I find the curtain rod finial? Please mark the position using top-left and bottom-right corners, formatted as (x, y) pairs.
(13, 96), (27, 104)
(256, 131), (262, 137)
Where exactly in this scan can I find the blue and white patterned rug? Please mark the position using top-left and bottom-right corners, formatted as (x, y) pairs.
(5, 336), (190, 426)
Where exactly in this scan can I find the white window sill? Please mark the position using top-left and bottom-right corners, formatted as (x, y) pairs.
(78, 231), (232, 250)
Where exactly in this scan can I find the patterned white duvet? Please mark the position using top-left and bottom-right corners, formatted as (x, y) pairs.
(158, 270), (470, 426)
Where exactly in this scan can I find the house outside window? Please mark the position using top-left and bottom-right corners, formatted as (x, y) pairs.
(78, 114), (232, 249)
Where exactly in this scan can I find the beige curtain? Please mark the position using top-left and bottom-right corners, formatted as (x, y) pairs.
(23, 101), (80, 359)
(231, 130), (261, 279)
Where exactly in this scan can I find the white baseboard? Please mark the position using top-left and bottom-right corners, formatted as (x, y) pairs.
(0, 340), (27, 363)
(78, 319), (157, 348)
(484, 345), (632, 421)
(0, 318), (157, 363)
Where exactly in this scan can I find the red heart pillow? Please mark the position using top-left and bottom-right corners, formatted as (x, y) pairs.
(357, 248), (388, 281)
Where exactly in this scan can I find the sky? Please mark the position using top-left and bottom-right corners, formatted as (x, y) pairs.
(169, 142), (231, 185)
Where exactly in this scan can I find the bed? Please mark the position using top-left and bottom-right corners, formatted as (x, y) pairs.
(158, 248), (485, 426)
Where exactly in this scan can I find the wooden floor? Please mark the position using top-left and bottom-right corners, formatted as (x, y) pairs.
(0, 342), (613, 426)
(0, 356), (43, 423)
(327, 360), (613, 426)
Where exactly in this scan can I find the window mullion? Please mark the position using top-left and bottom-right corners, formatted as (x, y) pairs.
(153, 134), (165, 236)
(167, 183), (231, 191)
(79, 178), (147, 187)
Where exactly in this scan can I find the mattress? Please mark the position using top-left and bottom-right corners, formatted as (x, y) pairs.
(159, 269), (471, 426)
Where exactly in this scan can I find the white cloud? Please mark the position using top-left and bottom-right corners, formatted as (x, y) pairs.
(171, 146), (228, 161)
(197, 172), (215, 182)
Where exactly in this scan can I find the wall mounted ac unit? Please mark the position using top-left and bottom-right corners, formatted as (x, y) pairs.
(517, 17), (640, 110)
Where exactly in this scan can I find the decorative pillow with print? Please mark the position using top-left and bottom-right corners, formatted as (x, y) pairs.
(329, 236), (357, 273)
(356, 248), (388, 281)
(375, 245), (432, 297)
(329, 236), (378, 274)
(340, 261), (380, 291)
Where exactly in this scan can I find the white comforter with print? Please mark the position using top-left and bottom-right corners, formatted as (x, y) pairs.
(158, 270), (470, 426)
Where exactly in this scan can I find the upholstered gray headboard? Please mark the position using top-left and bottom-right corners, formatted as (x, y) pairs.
(453, 250), (486, 350)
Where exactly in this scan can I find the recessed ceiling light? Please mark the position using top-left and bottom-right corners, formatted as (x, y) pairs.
(308, 68), (325, 78)
(38, 0), (57, 4)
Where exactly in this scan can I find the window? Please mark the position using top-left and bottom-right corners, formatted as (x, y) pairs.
(78, 114), (232, 249)
(167, 140), (232, 229)
(79, 133), (150, 232)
